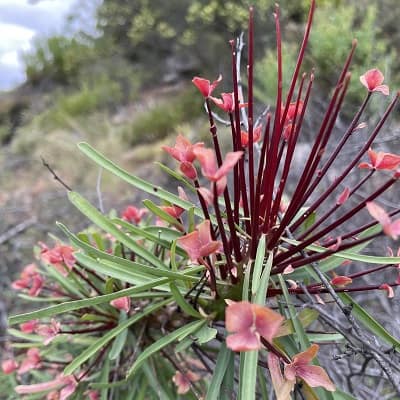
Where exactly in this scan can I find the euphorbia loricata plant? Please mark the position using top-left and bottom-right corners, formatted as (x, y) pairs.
(4, 1), (400, 399)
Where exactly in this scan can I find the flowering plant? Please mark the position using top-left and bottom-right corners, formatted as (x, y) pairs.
(3, 1), (400, 399)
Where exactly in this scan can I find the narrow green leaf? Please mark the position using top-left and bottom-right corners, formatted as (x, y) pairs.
(278, 274), (309, 351)
(339, 293), (400, 351)
(64, 299), (171, 375)
(78, 142), (206, 217)
(142, 199), (184, 231)
(251, 235), (266, 296)
(126, 319), (205, 378)
(282, 237), (400, 265)
(108, 312), (129, 360)
(68, 191), (167, 270)
(194, 325), (217, 344)
(253, 250), (273, 305)
(113, 219), (186, 257)
(9, 280), (171, 325)
(205, 343), (232, 400)
(239, 350), (258, 400)
(169, 282), (203, 318)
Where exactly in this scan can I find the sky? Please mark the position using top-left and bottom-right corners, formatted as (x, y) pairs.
(0, 0), (77, 91)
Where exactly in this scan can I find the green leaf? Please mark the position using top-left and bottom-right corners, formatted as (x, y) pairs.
(194, 325), (217, 344)
(277, 308), (319, 337)
(169, 282), (203, 318)
(205, 343), (232, 400)
(78, 142), (206, 217)
(282, 237), (400, 265)
(239, 350), (258, 400)
(253, 248), (273, 305)
(64, 299), (171, 375)
(339, 293), (400, 351)
(113, 219), (186, 257)
(9, 280), (171, 325)
(108, 312), (129, 360)
(332, 389), (358, 400)
(58, 222), (202, 282)
(126, 319), (205, 378)
(68, 191), (168, 270)
(251, 235), (266, 297)
(278, 274), (310, 351)
(142, 199), (184, 231)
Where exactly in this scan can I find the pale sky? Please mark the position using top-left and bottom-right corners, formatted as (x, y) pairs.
(0, 0), (77, 90)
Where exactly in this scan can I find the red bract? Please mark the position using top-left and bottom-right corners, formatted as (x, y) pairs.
(41, 244), (76, 275)
(360, 69), (389, 95)
(331, 275), (353, 287)
(172, 370), (200, 395)
(268, 344), (335, 399)
(110, 296), (131, 313)
(366, 201), (400, 239)
(36, 319), (61, 345)
(283, 101), (304, 122)
(211, 92), (234, 112)
(225, 300), (284, 351)
(121, 205), (148, 224)
(379, 283), (394, 298)
(162, 134), (204, 163)
(336, 187), (350, 205)
(194, 147), (243, 182)
(18, 348), (41, 375)
(11, 263), (44, 297)
(241, 125), (262, 147)
(20, 320), (39, 334)
(192, 75), (222, 98)
(177, 220), (221, 261)
(160, 187), (187, 218)
(1, 359), (18, 374)
(15, 374), (78, 400)
(284, 344), (335, 391)
(359, 148), (400, 171)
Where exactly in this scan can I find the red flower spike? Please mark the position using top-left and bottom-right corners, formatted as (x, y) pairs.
(241, 125), (262, 147)
(379, 283), (394, 298)
(284, 344), (335, 392)
(366, 201), (400, 239)
(122, 205), (148, 224)
(2, 359), (18, 374)
(336, 187), (350, 205)
(225, 300), (284, 351)
(177, 220), (221, 261)
(110, 296), (131, 313)
(359, 148), (400, 171)
(360, 69), (389, 95)
(192, 75), (222, 98)
(331, 275), (353, 287)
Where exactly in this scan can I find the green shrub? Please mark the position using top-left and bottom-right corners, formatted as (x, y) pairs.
(22, 36), (94, 86)
(124, 87), (203, 146)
